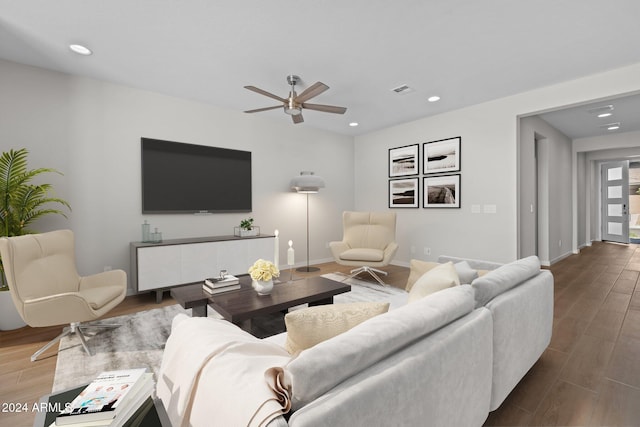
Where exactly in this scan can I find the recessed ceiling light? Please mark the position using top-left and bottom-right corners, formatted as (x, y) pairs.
(598, 112), (612, 118)
(69, 44), (92, 56)
(428, 96), (441, 102)
(349, 122), (359, 127)
(608, 125), (620, 131)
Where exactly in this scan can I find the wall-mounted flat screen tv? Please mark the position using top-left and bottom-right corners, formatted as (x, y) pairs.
(141, 138), (252, 213)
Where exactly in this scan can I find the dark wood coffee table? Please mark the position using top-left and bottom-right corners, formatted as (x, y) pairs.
(170, 275), (350, 328)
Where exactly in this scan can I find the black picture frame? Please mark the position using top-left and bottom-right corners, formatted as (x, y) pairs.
(389, 177), (419, 208)
(423, 137), (461, 175)
(423, 174), (460, 208)
(389, 144), (419, 177)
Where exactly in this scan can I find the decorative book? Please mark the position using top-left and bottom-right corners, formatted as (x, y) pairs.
(204, 275), (239, 288)
(202, 283), (241, 295)
(55, 368), (149, 426)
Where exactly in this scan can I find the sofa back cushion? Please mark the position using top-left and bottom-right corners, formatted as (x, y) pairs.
(283, 285), (475, 409)
(471, 256), (541, 307)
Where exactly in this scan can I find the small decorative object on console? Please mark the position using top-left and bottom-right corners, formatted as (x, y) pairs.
(248, 259), (279, 295)
(234, 217), (260, 237)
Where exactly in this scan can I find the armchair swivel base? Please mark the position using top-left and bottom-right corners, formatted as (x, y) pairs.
(347, 266), (389, 286)
(31, 321), (121, 362)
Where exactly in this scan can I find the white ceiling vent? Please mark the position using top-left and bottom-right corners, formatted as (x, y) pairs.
(587, 104), (614, 115)
(391, 84), (415, 94)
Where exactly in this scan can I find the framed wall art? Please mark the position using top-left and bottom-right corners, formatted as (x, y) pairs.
(389, 144), (419, 177)
(423, 137), (461, 175)
(423, 174), (460, 208)
(389, 177), (419, 208)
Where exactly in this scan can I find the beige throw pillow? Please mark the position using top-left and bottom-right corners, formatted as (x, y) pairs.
(405, 259), (440, 291)
(408, 262), (460, 303)
(284, 302), (390, 355)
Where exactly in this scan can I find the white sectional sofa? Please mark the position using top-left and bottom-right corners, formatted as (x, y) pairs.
(157, 256), (553, 427)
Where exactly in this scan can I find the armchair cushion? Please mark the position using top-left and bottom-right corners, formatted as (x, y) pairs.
(81, 286), (126, 310)
(339, 248), (384, 262)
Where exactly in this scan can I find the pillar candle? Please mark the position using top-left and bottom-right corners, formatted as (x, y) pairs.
(287, 240), (295, 266)
(274, 229), (279, 267)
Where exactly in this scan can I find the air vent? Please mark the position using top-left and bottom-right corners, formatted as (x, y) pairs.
(391, 84), (414, 94)
(587, 104), (614, 115)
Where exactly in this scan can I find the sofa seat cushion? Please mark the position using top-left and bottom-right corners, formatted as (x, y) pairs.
(340, 248), (384, 262)
(283, 285), (475, 409)
(471, 256), (541, 307)
(284, 302), (390, 355)
(408, 262), (460, 303)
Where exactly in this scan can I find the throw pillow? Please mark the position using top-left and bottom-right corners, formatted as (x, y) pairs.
(405, 259), (440, 291)
(408, 262), (460, 303)
(284, 302), (390, 355)
(454, 261), (479, 284)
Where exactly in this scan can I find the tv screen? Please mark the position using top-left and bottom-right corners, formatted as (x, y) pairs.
(141, 138), (252, 213)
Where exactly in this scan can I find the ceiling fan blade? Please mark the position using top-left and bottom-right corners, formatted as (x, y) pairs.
(295, 82), (329, 103)
(302, 103), (347, 114)
(244, 105), (282, 113)
(244, 86), (287, 103)
(292, 113), (304, 124)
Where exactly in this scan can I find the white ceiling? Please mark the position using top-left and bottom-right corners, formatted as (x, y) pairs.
(538, 92), (640, 139)
(1, 0), (640, 137)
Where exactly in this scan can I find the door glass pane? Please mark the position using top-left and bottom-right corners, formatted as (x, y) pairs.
(608, 167), (623, 181)
(608, 204), (623, 217)
(608, 186), (622, 198)
(608, 222), (623, 235)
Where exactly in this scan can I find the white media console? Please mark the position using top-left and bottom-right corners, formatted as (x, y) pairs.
(130, 234), (275, 301)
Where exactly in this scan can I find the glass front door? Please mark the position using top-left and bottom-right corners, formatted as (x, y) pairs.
(601, 161), (629, 244)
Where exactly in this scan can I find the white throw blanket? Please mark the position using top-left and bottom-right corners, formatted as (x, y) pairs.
(157, 314), (292, 427)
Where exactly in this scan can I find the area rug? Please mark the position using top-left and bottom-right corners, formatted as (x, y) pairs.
(53, 274), (406, 392)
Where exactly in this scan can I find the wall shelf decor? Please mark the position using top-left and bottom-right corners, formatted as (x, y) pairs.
(389, 177), (419, 208)
(423, 137), (461, 175)
(389, 144), (419, 177)
(423, 174), (460, 208)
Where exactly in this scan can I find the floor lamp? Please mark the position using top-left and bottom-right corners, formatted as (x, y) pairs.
(290, 171), (325, 272)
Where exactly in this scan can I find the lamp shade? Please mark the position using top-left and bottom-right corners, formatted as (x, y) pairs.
(290, 171), (325, 193)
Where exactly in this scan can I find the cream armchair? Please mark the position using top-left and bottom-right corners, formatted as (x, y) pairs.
(329, 211), (398, 285)
(0, 230), (127, 361)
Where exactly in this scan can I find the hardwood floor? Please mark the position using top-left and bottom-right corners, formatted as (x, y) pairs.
(1, 247), (638, 426)
(486, 242), (640, 426)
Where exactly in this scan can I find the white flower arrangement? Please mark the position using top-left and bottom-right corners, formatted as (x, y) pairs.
(248, 259), (280, 282)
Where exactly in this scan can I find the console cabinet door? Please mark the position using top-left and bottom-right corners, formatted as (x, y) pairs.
(137, 245), (182, 291)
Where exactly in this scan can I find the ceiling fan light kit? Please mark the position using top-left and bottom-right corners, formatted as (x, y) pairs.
(244, 75), (347, 124)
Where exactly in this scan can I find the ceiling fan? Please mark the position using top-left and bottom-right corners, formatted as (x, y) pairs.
(244, 75), (347, 124)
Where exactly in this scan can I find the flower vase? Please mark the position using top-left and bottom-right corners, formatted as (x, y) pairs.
(252, 279), (274, 295)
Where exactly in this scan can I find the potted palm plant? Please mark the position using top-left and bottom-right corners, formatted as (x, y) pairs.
(0, 148), (71, 330)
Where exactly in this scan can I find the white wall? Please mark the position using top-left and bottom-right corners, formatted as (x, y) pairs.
(0, 59), (354, 292)
(519, 116), (573, 265)
(354, 62), (640, 264)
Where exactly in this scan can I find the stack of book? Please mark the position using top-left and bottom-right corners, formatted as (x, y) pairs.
(52, 368), (155, 427)
(203, 274), (240, 294)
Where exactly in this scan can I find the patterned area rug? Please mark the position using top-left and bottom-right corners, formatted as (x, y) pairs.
(52, 273), (407, 392)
